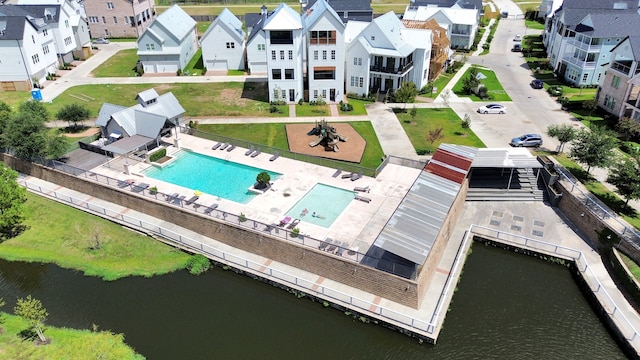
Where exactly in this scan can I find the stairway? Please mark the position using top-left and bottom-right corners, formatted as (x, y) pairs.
(466, 168), (545, 202)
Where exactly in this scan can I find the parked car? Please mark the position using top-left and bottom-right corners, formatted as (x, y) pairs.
(512, 43), (522, 52)
(513, 34), (522, 41)
(92, 38), (110, 44)
(510, 134), (543, 148)
(530, 79), (544, 89)
(477, 104), (507, 114)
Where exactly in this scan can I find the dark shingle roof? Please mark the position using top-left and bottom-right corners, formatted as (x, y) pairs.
(14, 4), (60, 23)
(575, 12), (640, 38)
(245, 13), (261, 28)
(0, 5), (48, 40)
(411, 0), (482, 10)
(308, 0), (372, 12)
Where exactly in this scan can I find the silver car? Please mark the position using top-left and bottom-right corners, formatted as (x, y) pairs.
(477, 104), (507, 114)
(510, 134), (543, 147)
(92, 38), (110, 44)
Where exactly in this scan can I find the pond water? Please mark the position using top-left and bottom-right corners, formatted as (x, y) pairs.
(0, 244), (627, 359)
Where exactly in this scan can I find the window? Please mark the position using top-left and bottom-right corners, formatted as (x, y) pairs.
(309, 30), (336, 45)
(353, 57), (361, 66)
(273, 89), (279, 99)
(288, 50), (293, 60)
(43, 45), (49, 54)
(314, 67), (335, 80)
(582, 73), (588, 82)
(350, 76), (355, 87)
(280, 50), (284, 60)
(32, 35), (35, 44)
(31, 54), (40, 64)
(604, 95), (616, 110)
(257, 44), (265, 51)
(331, 50), (335, 60)
(107, 2), (114, 9)
(269, 31), (293, 45)
(43, 29), (48, 36)
(314, 90), (318, 98)
(322, 50), (327, 60)
(359, 77), (364, 87)
(281, 90), (286, 99)
(145, 43), (155, 50)
(113, 16), (117, 24)
(612, 75), (621, 89)
(597, 73), (602, 83)
(65, 20), (69, 28)
(226, 42), (235, 49)
(344, 11), (348, 19)
(271, 50), (276, 60)
(322, 90), (327, 98)
(371, 36), (375, 41)
(272, 69), (282, 80)
(313, 51), (318, 60)
(285, 69), (294, 79)
(102, 16), (106, 24)
(64, 36), (72, 46)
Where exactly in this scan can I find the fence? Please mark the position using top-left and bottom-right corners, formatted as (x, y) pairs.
(20, 179), (440, 337)
(469, 224), (640, 349)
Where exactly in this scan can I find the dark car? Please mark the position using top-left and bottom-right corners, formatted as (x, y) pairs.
(510, 134), (543, 148)
(530, 79), (544, 89)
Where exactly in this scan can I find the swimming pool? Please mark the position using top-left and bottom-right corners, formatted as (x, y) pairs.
(143, 150), (281, 204)
(285, 183), (355, 228)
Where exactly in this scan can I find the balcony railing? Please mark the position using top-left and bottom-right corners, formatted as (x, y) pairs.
(562, 55), (596, 70)
(611, 61), (632, 76)
(309, 38), (337, 45)
(369, 61), (413, 75)
(566, 38), (602, 52)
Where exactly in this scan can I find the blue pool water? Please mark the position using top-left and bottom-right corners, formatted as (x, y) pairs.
(285, 183), (355, 228)
(143, 150), (281, 204)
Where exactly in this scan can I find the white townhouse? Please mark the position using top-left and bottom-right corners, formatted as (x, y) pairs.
(137, 4), (197, 74)
(200, 8), (245, 72)
(262, 3), (304, 103)
(246, 5), (269, 75)
(344, 11), (432, 96)
(0, 5), (58, 91)
(302, 0), (345, 103)
(402, 5), (477, 50)
(543, 0), (639, 87)
(15, 0), (91, 63)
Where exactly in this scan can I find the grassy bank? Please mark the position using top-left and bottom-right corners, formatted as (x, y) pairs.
(452, 66), (512, 101)
(91, 49), (139, 77)
(0, 193), (190, 281)
(0, 313), (143, 359)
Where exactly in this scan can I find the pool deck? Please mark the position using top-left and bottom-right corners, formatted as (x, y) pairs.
(93, 133), (423, 258)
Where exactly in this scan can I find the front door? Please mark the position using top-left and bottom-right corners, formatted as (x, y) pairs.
(384, 78), (394, 91)
(330, 89), (335, 101)
(289, 89), (295, 102)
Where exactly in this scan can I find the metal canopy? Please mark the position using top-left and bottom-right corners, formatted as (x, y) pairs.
(471, 148), (543, 169)
(102, 134), (154, 155)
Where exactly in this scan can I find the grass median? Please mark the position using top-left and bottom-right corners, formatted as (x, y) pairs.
(0, 192), (190, 281)
(0, 313), (143, 360)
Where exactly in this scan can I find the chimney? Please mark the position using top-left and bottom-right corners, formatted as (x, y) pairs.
(261, 5), (268, 16)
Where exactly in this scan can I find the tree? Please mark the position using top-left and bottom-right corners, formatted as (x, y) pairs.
(462, 67), (480, 95)
(616, 117), (640, 141)
(410, 106), (418, 123)
(0, 164), (28, 241)
(394, 81), (418, 104)
(56, 103), (90, 130)
(546, 123), (577, 154)
(18, 101), (49, 122)
(439, 89), (451, 107)
(607, 156), (640, 205)
(5, 111), (48, 160)
(46, 134), (70, 160)
(14, 295), (49, 343)
(582, 98), (598, 125)
(426, 127), (444, 144)
(255, 171), (271, 190)
(569, 126), (617, 173)
(0, 100), (13, 148)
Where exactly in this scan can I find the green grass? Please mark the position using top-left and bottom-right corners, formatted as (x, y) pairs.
(295, 104), (329, 117)
(0, 193), (190, 281)
(196, 121), (385, 169)
(397, 108), (486, 153)
(452, 66), (512, 101)
(23, 82), (290, 118)
(620, 252), (640, 282)
(423, 72), (456, 99)
(227, 70), (245, 76)
(0, 313), (144, 360)
(525, 19), (546, 30)
(339, 98), (368, 115)
(91, 49), (139, 77)
(183, 49), (205, 76)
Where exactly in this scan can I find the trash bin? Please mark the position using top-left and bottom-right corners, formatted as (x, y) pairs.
(31, 88), (42, 101)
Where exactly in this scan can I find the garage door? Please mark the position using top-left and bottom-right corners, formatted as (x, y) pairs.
(211, 60), (228, 71)
(156, 61), (178, 73)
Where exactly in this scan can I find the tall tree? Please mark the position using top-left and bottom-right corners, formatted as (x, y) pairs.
(0, 100), (13, 148)
(56, 103), (90, 130)
(18, 101), (49, 122)
(616, 117), (640, 141)
(462, 67), (480, 94)
(569, 126), (617, 173)
(5, 111), (48, 160)
(0, 164), (27, 241)
(546, 123), (578, 153)
(608, 156), (640, 205)
(394, 81), (418, 104)
(14, 295), (49, 343)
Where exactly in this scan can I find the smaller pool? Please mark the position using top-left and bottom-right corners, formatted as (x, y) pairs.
(286, 183), (354, 228)
(143, 150), (280, 204)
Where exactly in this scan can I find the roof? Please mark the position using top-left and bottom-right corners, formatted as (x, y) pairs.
(202, 8), (245, 42)
(154, 4), (196, 41)
(244, 13), (261, 28)
(137, 89), (159, 103)
(95, 103), (127, 127)
(263, 3), (302, 30)
(471, 148), (543, 168)
(343, 20), (369, 44)
(307, 0), (372, 12)
(349, 12), (431, 56)
(403, 6), (478, 25)
(102, 134), (155, 155)
(611, 36), (640, 61)
(0, 4), (48, 40)
(402, 19), (450, 47)
(574, 12), (640, 38)
(302, 0), (344, 30)
(411, 0), (482, 10)
(14, 4), (60, 23)
(553, 0), (638, 25)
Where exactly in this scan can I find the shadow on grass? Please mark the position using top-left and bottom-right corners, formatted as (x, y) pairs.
(241, 82), (268, 102)
(587, 182), (639, 217)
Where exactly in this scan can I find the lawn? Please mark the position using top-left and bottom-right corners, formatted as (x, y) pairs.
(196, 121), (385, 169)
(91, 49), (139, 77)
(24, 82), (289, 119)
(620, 252), (640, 282)
(0, 193), (190, 281)
(0, 313), (143, 360)
(525, 19), (546, 30)
(339, 98), (369, 115)
(183, 49), (205, 76)
(296, 104), (329, 117)
(396, 108), (486, 154)
(452, 66), (512, 101)
(421, 72), (456, 99)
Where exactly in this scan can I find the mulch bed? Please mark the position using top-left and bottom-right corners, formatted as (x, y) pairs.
(284, 123), (366, 163)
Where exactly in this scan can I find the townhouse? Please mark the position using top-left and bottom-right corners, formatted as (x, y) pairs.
(0, 5), (59, 90)
(402, 5), (477, 50)
(83, 0), (155, 38)
(597, 36), (640, 121)
(200, 8), (245, 72)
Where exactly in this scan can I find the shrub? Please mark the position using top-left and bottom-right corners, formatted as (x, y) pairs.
(239, 213), (247, 222)
(620, 141), (640, 155)
(186, 254), (210, 275)
(149, 148), (167, 162)
(291, 227), (300, 238)
(340, 102), (353, 112)
(416, 149), (432, 155)
(256, 171), (271, 187)
(176, 69), (182, 76)
(269, 105), (278, 113)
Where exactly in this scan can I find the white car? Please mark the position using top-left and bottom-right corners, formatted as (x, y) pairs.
(92, 38), (110, 44)
(477, 104), (507, 114)
(514, 34), (522, 41)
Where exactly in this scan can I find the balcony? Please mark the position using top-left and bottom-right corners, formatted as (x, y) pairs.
(562, 55), (596, 70)
(611, 61), (633, 76)
(369, 61), (413, 75)
(566, 38), (602, 52)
